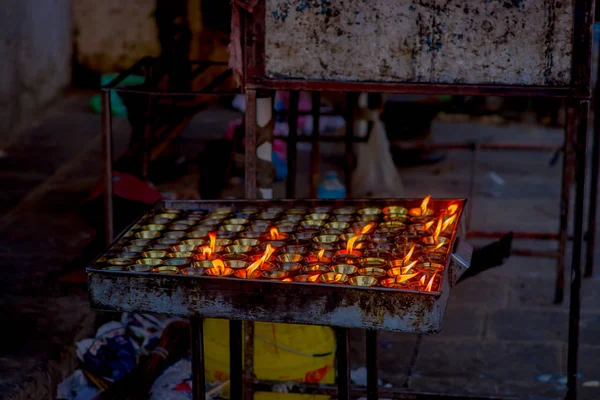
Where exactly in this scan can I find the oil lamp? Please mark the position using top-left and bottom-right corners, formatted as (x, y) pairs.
(408, 195), (434, 220)
(205, 260), (234, 277)
(320, 272), (349, 284)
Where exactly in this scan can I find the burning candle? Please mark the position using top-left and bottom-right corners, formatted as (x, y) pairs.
(246, 245), (276, 277)
(302, 264), (330, 275)
(234, 269), (262, 279)
(333, 235), (362, 264)
(422, 216), (450, 247)
(320, 272), (349, 284)
(205, 260), (234, 276)
(264, 227), (289, 241)
(408, 195), (434, 218)
(305, 249), (332, 264)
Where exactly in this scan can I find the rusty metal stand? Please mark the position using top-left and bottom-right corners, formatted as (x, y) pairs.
(230, 320), (243, 399)
(190, 318), (206, 400)
(335, 328), (351, 400)
(366, 330), (379, 400)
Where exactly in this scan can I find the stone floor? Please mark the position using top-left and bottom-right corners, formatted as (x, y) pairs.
(0, 93), (599, 399)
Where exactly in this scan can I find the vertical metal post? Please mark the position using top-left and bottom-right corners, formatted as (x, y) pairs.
(585, 68), (600, 277)
(345, 93), (357, 197)
(230, 320), (243, 400)
(557, 105), (576, 303)
(142, 97), (153, 181)
(366, 330), (379, 400)
(190, 319), (206, 400)
(335, 328), (350, 400)
(287, 91), (299, 198)
(466, 142), (479, 232)
(310, 91), (321, 198)
(245, 89), (258, 200)
(567, 100), (589, 400)
(243, 321), (255, 400)
(101, 90), (114, 244)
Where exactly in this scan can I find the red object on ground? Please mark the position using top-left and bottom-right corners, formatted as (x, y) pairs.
(85, 172), (162, 205)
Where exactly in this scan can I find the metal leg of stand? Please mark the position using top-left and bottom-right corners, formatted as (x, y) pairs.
(366, 330), (379, 400)
(101, 90), (114, 244)
(310, 91), (321, 198)
(191, 319), (206, 400)
(567, 100), (589, 400)
(230, 320), (243, 399)
(585, 96), (600, 277)
(287, 91), (299, 198)
(335, 328), (350, 400)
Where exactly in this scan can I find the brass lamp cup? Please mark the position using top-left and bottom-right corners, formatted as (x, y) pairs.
(306, 213), (330, 221)
(107, 258), (134, 266)
(299, 220), (325, 229)
(159, 208), (183, 215)
(222, 253), (249, 261)
(127, 264), (152, 272)
(341, 232), (367, 242)
(151, 218), (170, 225)
(358, 267), (387, 278)
(313, 235), (339, 244)
(169, 224), (190, 231)
(293, 274), (321, 282)
(324, 221), (351, 231)
(273, 224), (295, 233)
(262, 231), (290, 241)
(320, 272), (349, 284)
(358, 207), (382, 216)
(381, 278), (413, 289)
(186, 231), (209, 239)
(419, 253), (446, 263)
(383, 214), (410, 222)
(136, 258), (163, 266)
(240, 207), (260, 214)
(309, 206), (332, 214)
(143, 224), (167, 231)
(356, 214), (380, 222)
(234, 238), (260, 247)
(197, 219), (222, 227)
(360, 257), (388, 268)
(321, 229), (345, 236)
(261, 270), (290, 280)
(238, 231), (263, 239)
(349, 276), (378, 287)
(277, 254), (304, 263)
(220, 224), (245, 233)
(192, 247), (224, 261)
(225, 245), (253, 254)
(164, 258), (191, 267)
(193, 260), (217, 269)
(155, 213), (179, 220)
(205, 268), (234, 277)
(280, 245), (308, 255)
(211, 207), (234, 215)
(364, 249), (393, 259)
(182, 267), (205, 276)
(266, 206), (285, 214)
(135, 231), (161, 239)
(152, 266), (180, 274)
(332, 252), (362, 265)
(157, 238), (181, 246)
(285, 207), (307, 215)
(277, 262), (302, 272)
(164, 231), (187, 239)
(383, 206), (408, 215)
(176, 220), (197, 227)
(417, 262), (445, 273)
(248, 224), (270, 233)
(171, 245), (197, 253)
(331, 264), (358, 275)
(333, 207), (356, 215)
(128, 239), (152, 246)
(246, 259), (276, 271)
(148, 244), (171, 251)
(379, 221), (407, 232)
(217, 231), (235, 239)
(312, 242), (339, 251)
(285, 239), (311, 248)
(280, 214), (303, 222)
(215, 238), (233, 246)
(257, 212), (280, 220)
(168, 251), (193, 258)
(182, 239), (207, 247)
(422, 236), (450, 247)
(290, 232), (315, 241)
(234, 269), (262, 279)
(369, 234), (392, 244)
(103, 266), (127, 271)
(331, 215), (354, 222)
(225, 260), (248, 270)
(224, 218), (249, 225)
(304, 254), (332, 265)
(302, 264), (330, 275)
(123, 245), (145, 253)
(141, 250), (167, 258)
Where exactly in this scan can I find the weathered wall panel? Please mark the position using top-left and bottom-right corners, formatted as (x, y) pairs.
(265, 0), (573, 86)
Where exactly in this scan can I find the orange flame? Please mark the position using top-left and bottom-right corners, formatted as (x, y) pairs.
(347, 236), (359, 254)
(360, 223), (375, 235)
(401, 260), (418, 274)
(270, 227), (279, 240)
(209, 232), (216, 253)
(426, 272), (438, 291)
(308, 275), (320, 282)
(447, 204), (459, 215)
(318, 249), (325, 261)
(282, 278), (293, 282)
(433, 215), (443, 240)
(333, 273), (343, 282)
(433, 242), (445, 251)
(247, 244), (275, 276)
(420, 275), (426, 286)
(394, 273), (419, 283)
(420, 195), (431, 215)
(202, 246), (212, 258)
(424, 220), (435, 230)
(441, 214), (457, 232)
(402, 244), (415, 264)
(212, 259), (225, 274)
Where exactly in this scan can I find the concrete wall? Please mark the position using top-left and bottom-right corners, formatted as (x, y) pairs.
(0, 0), (72, 146)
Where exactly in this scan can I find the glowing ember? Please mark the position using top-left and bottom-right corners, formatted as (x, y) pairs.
(360, 223), (375, 235)
(420, 195), (431, 215)
(394, 273), (418, 283)
(424, 220), (435, 230)
(441, 214), (457, 232)
(420, 275), (426, 286)
(212, 259), (226, 274)
(426, 272), (438, 291)
(318, 248), (325, 261)
(433, 215), (443, 240)
(402, 244), (415, 264)
(447, 204), (459, 215)
(401, 260), (418, 274)
(347, 236), (359, 254)
(247, 244), (275, 275)
(209, 232), (217, 253)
